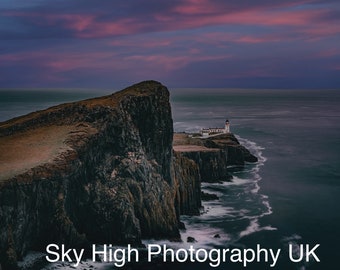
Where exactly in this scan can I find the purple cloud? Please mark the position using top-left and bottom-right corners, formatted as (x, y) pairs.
(0, 0), (339, 88)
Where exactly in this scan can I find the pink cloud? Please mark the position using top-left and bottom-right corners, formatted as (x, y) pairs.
(108, 37), (171, 48)
(236, 36), (281, 44)
(172, 0), (220, 15)
(170, 0), (329, 28)
(125, 54), (230, 72)
(76, 18), (144, 38)
(4, 11), (142, 38)
(172, 0), (315, 16)
(313, 48), (340, 58)
(299, 24), (340, 39)
(5, 4), (336, 40)
(0, 50), (121, 79)
(0, 44), (227, 84)
(188, 31), (289, 47)
(190, 9), (325, 28)
(56, 14), (96, 32)
(5, 12), (94, 29)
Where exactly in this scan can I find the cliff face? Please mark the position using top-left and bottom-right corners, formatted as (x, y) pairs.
(0, 81), (258, 269)
(172, 152), (201, 216)
(0, 81), (180, 267)
(173, 133), (258, 182)
(180, 150), (230, 182)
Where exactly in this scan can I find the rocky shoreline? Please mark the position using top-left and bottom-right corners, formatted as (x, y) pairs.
(0, 81), (257, 269)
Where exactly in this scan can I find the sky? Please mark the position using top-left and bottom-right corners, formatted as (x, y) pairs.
(0, 0), (339, 89)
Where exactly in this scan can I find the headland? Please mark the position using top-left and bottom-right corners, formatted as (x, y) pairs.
(0, 81), (257, 269)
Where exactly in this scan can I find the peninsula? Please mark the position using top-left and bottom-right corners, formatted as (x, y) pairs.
(0, 81), (257, 269)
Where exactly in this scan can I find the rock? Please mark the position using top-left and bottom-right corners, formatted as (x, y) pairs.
(0, 80), (258, 267)
(173, 133), (258, 183)
(214, 234), (221, 238)
(201, 191), (219, 201)
(178, 222), (186, 230)
(187, 236), (197, 243)
(172, 152), (201, 216)
(0, 81), (179, 264)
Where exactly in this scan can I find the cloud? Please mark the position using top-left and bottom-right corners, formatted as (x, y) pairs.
(313, 48), (340, 58)
(0, 0), (339, 88)
(125, 54), (231, 73)
(2, 0), (339, 40)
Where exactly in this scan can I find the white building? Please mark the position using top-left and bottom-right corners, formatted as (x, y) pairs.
(225, 119), (230, 133)
(201, 119), (230, 137)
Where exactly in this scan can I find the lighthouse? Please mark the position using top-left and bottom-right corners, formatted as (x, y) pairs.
(224, 119), (230, 133)
(200, 119), (231, 136)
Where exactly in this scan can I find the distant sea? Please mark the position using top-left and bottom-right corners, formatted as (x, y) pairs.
(1, 88), (340, 269)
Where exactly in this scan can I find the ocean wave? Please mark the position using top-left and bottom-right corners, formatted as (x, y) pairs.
(146, 136), (275, 251)
(34, 137), (274, 269)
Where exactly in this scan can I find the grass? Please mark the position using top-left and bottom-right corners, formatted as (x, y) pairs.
(0, 125), (74, 182)
(173, 133), (219, 152)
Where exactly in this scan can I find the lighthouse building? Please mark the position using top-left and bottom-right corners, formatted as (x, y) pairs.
(201, 119), (230, 137)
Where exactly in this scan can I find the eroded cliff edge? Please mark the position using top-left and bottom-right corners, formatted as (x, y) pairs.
(0, 81), (181, 267)
(173, 133), (258, 183)
(0, 81), (257, 268)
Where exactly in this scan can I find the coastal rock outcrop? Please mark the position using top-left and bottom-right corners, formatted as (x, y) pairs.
(173, 133), (258, 182)
(0, 81), (179, 268)
(0, 81), (257, 269)
(172, 152), (201, 216)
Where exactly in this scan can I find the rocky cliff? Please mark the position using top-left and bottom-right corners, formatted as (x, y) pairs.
(173, 133), (258, 182)
(0, 81), (257, 269)
(172, 152), (201, 216)
(0, 81), (184, 268)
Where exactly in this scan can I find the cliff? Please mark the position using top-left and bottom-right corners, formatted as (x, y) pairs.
(0, 81), (257, 269)
(172, 152), (201, 216)
(0, 81), (184, 268)
(173, 133), (258, 182)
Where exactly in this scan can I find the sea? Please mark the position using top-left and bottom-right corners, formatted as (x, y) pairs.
(1, 88), (340, 269)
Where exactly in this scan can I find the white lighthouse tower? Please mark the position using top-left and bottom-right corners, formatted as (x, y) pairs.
(224, 119), (230, 133)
